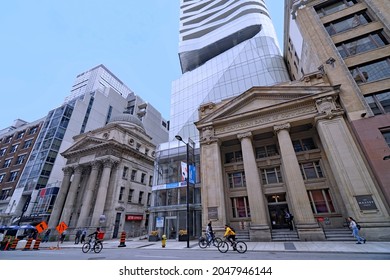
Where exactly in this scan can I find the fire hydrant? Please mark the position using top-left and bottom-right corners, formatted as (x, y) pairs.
(161, 234), (167, 248)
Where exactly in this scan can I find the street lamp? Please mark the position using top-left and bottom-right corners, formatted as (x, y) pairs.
(175, 135), (191, 248)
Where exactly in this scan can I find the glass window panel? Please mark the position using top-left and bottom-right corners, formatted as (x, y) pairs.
(377, 91), (390, 113)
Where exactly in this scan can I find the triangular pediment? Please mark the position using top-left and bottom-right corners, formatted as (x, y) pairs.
(62, 135), (109, 157)
(196, 85), (337, 125)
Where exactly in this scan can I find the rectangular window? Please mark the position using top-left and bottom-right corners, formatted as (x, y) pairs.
(0, 174), (5, 183)
(308, 189), (336, 214)
(10, 144), (19, 153)
(351, 58), (390, 84)
(255, 144), (278, 158)
(261, 167), (283, 184)
(231, 197), (250, 218)
(29, 126), (38, 135)
(364, 91), (390, 115)
(0, 148), (7, 156)
(336, 31), (389, 58)
(122, 166), (129, 179)
(148, 175), (153, 186)
(228, 172), (246, 188)
(119, 187), (125, 201)
(138, 191), (144, 204)
(22, 139), (33, 149)
(300, 161), (324, 180)
(325, 12), (371, 36)
(141, 173), (146, 184)
(131, 170), (137, 181)
(315, 0), (357, 17)
(8, 171), (19, 182)
(225, 150), (243, 163)
(5, 136), (12, 143)
(292, 138), (316, 152)
(382, 130), (390, 148)
(127, 189), (134, 203)
(0, 188), (11, 200)
(3, 159), (12, 168)
(17, 131), (25, 139)
(15, 154), (26, 165)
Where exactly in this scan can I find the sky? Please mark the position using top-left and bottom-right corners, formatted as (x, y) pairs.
(0, 0), (285, 129)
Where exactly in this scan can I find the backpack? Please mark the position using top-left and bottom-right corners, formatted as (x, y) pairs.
(357, 224), (361, 230)
(230, 227), (236, 233)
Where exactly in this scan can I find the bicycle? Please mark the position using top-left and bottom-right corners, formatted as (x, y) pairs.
(218, 237), (247, 253)
(198, 234), (222, 248)
(81, 236), (103, 253)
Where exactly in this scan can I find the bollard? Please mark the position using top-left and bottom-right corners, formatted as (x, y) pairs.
(23, 238), (33, 251)
(161, 234), (167, 248)
(33, 238), (42, 250)
(118, 231), (126, 247)
(8, 239), (19, 250)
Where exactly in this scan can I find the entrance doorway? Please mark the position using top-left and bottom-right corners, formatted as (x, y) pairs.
(165, 216), (177, 239)
(267, 194), (290, 229)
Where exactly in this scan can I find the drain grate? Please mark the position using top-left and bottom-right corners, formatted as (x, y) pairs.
(284, 242), (296, 250)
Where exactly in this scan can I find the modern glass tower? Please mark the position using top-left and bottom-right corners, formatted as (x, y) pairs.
(170, 0), (290, 141)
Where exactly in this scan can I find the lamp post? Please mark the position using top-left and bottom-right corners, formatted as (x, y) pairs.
(175, 135), (191, 248)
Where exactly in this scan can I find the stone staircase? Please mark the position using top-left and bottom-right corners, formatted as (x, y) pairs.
(235, 230), (250, 241)
(323, 228), (355, 241)
(271, 229), (300, 241)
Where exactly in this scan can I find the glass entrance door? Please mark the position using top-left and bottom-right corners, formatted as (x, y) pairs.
(165, 216), (177, 239)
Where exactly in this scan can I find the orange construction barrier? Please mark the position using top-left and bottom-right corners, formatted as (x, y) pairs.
(118, 231), (126, 247)
(33, 238), (41, 250)
(8, 239), (19, 250)
(23, 238), (33, 250)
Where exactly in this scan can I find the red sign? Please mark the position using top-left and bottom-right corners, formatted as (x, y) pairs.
(126, 215), (143, 221)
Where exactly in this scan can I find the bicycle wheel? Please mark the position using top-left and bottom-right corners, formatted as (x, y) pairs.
(217, 241), (229, 253)
(235, 241), (247, 253)
(93, 241), (103, 253)
(213, 237), (222, 247)
(198, 237), (208, 249)
(82, 242), (91, 253)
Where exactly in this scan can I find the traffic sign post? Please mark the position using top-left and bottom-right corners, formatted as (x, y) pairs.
(55, 221), (68, 249)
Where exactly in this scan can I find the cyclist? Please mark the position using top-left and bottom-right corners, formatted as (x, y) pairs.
(206, 221), (214, 243)
(88, 227), (103, 245)
(223, 224), (236, 250)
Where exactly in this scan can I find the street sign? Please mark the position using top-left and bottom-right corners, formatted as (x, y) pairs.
(56, 221), (68, 234)
(36, 221), (48, 233)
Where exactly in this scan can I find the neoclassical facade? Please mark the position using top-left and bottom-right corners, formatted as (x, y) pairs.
(48, 114), (156, 238)
(195, 71), (390, 241)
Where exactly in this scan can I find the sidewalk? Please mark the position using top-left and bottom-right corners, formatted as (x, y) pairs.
(34, 238), (390, 255)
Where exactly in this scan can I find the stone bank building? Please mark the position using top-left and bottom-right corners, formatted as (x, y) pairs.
(196, 72), (390, 241)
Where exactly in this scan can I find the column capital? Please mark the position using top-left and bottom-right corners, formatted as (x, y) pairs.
(74, 165), (84, 174)
(90, 161), (102, 170)
(199, 126), (219, 145)
(237, 131), (252, 141)
(62, 166), (74, 175)
(274, 123), (291, 133)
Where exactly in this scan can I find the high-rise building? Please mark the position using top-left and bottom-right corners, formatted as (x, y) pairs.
(149, 0), (290, 240)
(5, 65), (169, 227)
(284, 0), (390, 206)
(170, 0), (290, 141)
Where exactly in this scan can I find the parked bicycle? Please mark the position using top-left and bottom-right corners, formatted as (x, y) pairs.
(198, 234), (222, 248)
(218, 237), (247, 253)
(81, 235), (104, 253)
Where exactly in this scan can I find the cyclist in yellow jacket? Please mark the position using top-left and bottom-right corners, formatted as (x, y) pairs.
(224, 224), (236, 250)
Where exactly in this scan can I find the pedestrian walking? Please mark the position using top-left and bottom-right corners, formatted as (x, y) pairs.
(80, 228), (87, 244)
(75, 229), (82, 244)
(60, 230), (67, 243)
(348, 217), (366, 244)
(42, 229), (51, 242)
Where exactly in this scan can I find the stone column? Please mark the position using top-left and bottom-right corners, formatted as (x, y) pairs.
(60, 165), (84, 226)
(237, 132), (270, 240)
(199, 132), (226, 234)
(48, 166), (73, 229)
(274, 123), (324, 241)
(76, 161), (101, 228)
(91, 158), (114, 227)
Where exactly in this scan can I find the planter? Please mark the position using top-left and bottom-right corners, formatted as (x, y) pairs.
(178, 235), (188, 242)
(148, 235), (159, 242)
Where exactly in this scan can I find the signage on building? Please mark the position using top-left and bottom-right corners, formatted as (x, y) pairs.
(156, 217), (164, 228)
(208, 207), (218, 220)
(126, 215), (143, 221)
(355, 195), (378, 211)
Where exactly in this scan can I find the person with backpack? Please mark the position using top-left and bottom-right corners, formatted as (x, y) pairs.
(224, 224), (236, 250)
(348, 217), (366, 244)
(206, 221), (214, 243)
